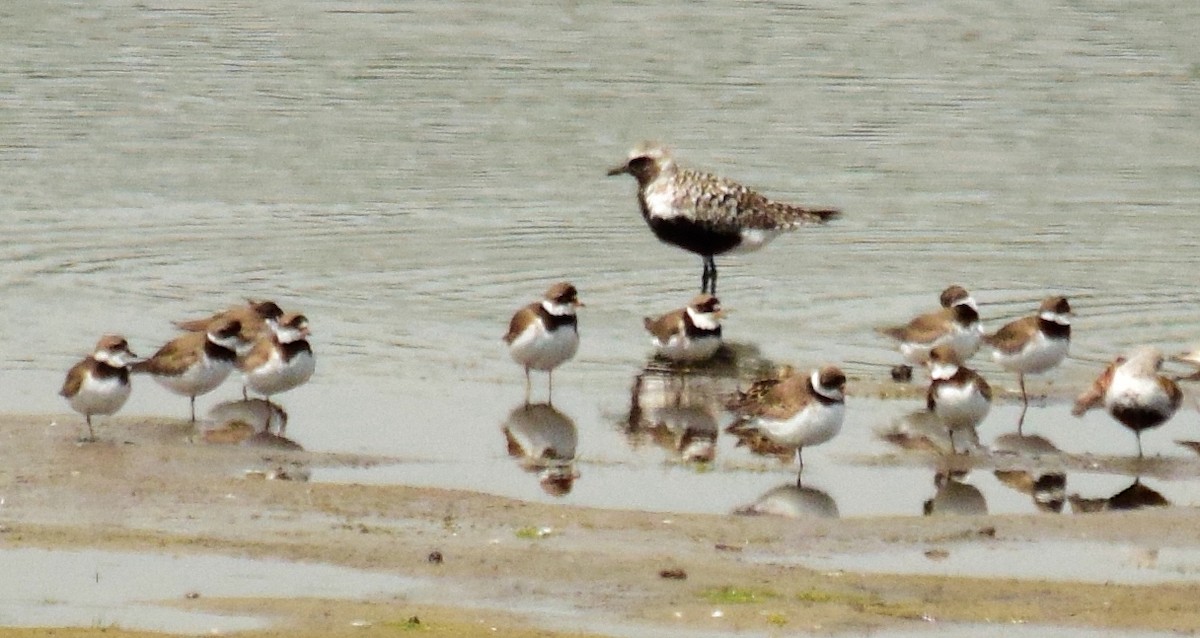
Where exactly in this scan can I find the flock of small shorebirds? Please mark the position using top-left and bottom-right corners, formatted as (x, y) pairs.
(59, 300), (314, 442)
(61, 143), (1197, 477)
(502, 142), (1200, 484)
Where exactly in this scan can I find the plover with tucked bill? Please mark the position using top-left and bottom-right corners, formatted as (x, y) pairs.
(133, 318), (245, 423)
(643, 294), (724, 363)
(503, 282), (583, 404)
(608, 142), (840, 294)
(984, 295), (1071, 433)
(726, 365), (846, 485)
(60, 335), (138, 441)
(879, 285), (982, 368)
(1072, 346), (1181, 459)
(174, 299), (284, 354)
(238, 312), (316, 419)
(925, 345), (992, 455)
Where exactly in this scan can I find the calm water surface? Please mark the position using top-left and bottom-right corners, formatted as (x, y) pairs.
(2, 1), (1200, 518)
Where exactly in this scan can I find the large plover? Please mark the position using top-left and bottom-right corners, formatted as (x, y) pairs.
(879, 285), (983, 367)
(984, 295), (1071, 432)
(503, 282), (582, 404)
(643, 294), (724, 363)
(726, 365), (846, 485)
(608, 142), (840, 294)
(60, 334), (138, 441)
(1072, 346), (1181, 459)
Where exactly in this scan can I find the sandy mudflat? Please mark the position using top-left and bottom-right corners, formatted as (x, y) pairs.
(3, 413), (1200, 637)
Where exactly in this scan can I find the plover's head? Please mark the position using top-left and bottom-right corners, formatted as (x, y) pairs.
(207, 318), (246, 350)
(1121, 346), (1164, 377)
(606, 141), (675, 185)
(927, 345), (961, 380)
(812, 365), (847, 401)
(939, 285), (977, 312)
(1037, 295), (1072, 326)
(686, 293), (724, 329)
(248, 299), (284, 322)
(274, 313), (310, 343)
(93, 334), (137, 367)
(541, 282), (582, 316)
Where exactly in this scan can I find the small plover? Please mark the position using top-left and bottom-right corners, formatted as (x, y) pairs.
(238, 312), (315, 413)
(1072, 346), (1181, 459)
(984, 295), (1071, 432)
(643, 294), (724, 363)
(174, 299), (283, 353)
(925, 345), (992, 454)
(608, 142), (840, 294)
(503, 282), (582, 404)
(133, 318), (244, 422)
(726, 365), (846, 485)
(60, 334), (138, 441)
(879, 285), (982, 366)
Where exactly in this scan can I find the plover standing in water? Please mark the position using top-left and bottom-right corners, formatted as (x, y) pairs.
(607, 142), (840, 294)
(643, 294), (724, 363)
(1072, 346), (1181, 459)
(503, 282), (582, 404)
(726, 365), (846, 485)
(60, 335), (138, 441)
(925, 345), (992, 455)
(984, 296), (1071, 433)
(879, 285), (983, 367)
(238, 312), (315, 418)
(174, 299), (283, 354)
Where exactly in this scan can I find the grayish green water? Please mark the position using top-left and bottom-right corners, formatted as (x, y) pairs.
(3, 1), (1200, 517)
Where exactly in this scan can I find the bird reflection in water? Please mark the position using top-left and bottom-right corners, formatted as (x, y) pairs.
(879, 409), (983, 457)
(202, 399), (302, 450)
(502, 403), (579, 497)
(1068, 478), (1169, 513)
(990, 432), (1066, 513)
(734, 483), (839, 519)
(923, 470), (987, 516)
(625, 361), (738, 464)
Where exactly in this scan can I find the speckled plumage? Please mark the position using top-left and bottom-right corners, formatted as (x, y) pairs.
(609, 142), (840, 294)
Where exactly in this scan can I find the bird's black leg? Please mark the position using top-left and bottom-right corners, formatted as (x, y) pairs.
(700, 256), (717, 294)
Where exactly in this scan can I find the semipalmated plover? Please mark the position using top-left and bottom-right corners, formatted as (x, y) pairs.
(984, 295), (1071, 432)
(726, 365), (846, 484)
(1072, 346), (1181, 459)
(59, 334), (137, 441)
(643, 294), (724, 363)
(503, 282), (582, 404)
(925, 345), (992, 454)
(133, 318), (244, 422)
(879, 285), (982, 368)
(174, 299), (283, 353)
(238, 312), (315, 414)
(607, 142), (840, 294)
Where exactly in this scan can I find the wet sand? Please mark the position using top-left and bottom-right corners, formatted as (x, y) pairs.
(3, 413), (1200, 636)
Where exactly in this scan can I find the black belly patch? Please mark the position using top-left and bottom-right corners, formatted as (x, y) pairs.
(647, 217), (742, 257)
(1111, 405), (1170, 431)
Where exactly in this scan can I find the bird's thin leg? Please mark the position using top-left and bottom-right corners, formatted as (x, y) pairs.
(708, 256), (719, 295)
(1017, 374), (1028, 435)
(947, 426), (957, 455)
(189, 396), (196, 424)
(1136, 432), (1144, 460)
(700, 258), (712, 294)
(242, 384), (248, 401)
(524, 368), (532, 406)
(548, 370), (555, 406)
(85, 415), (95, 442)
(794, 447), (805, 487)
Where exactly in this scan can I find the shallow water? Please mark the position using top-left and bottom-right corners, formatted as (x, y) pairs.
(0, 547), (415, 633)
(3, 2), (1200, 517)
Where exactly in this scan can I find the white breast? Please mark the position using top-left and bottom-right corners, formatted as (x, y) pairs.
(508, 321), (579, 372)
(992, 332), (1069, 375)
(153, 355), (234, 398)
(1105, 369), (1173, 414)
(753, 401), (845, 449)
(69, 374), (131, 417)
(245, 349), (316, 396)
(932, 382), (990, 429)
(653, 333), (721, 362)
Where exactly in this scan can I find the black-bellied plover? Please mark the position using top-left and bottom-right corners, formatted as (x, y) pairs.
(1072, 346), (1181, 459)
(984, 295), (1071, 433)
(60, 334), (138, 441)
(608, 142), (840, 294)
(725, 364), (846, 485)
(503, 282), (582, 404)
(643, 293), (724, 363)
